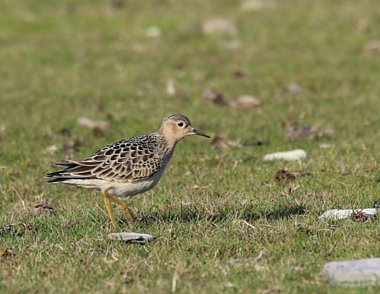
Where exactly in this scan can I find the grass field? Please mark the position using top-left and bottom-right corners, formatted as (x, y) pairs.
(1, 0), (380, 293)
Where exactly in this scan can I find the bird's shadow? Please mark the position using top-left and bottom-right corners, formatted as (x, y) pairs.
(131, 204), (306, 226)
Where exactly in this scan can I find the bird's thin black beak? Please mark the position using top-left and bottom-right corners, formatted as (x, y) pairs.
(192, 128), (210, 138)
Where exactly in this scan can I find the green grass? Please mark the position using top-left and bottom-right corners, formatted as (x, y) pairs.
(1, 0), (380, 293)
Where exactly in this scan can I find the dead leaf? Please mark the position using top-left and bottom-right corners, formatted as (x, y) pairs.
(351, 210), (369, 222)
(275, 169), (296, 181)
(285, 125), (320, 141)
(362, 40), (380, 52)
(202, 88), (225, 105)
(34, 200), (55, 216)
(233, 70), (245, 79)
(77, 117), (109, 135)
(228, 95), (261, 108)
(202, 18), (238, 35)
(211, 135), (242, 150)
(285, 124), (335, 141)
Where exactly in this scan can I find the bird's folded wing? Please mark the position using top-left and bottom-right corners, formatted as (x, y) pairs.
(46, 136), (163, 182)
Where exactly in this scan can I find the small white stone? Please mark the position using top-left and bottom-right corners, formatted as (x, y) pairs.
(323, 258), (380, 285)
(319, 208), (377, 220)
(109, 232), (155, 243)
(263, 149), (306, 161)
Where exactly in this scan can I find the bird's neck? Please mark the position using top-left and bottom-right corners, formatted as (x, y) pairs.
(157, 131), (178, 151)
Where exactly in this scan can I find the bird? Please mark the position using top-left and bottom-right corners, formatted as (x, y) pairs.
(46, 114), (210, 229)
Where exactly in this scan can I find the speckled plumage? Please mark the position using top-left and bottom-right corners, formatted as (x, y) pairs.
(47, 133), (170, 184)
(45, 114), (210, 228)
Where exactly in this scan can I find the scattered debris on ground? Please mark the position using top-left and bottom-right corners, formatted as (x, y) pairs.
(351, 210), (371, 222)
(0, 247), (13, 258)
(63, 136), (86, 160)
(58, 128), (71, 137)
(229, 251), (263, 266)
(233, 70), (245, 79)
(263, 149), (306, 161)
(0, 224), (16, 236)
(319, 208), (377, 220)
(0, 224), (24, 237)
(323, 258), (380, 285)
(202, 88), (225, 105)
(275, 169), (296, 181)
(166, 79), (176, 96)
(357, 18), (371, 32)
(284, 83), (302, 93)
(110, 0), (125, 10)
(201, 17), (238, 35)
(362, 40), (380, 52)
(211, 135), (242, 150)
(319, 143), (334, 149)
(0, 124), (6, 138)
(34, 200), (56, 216)
(285, 124), (335, 141)
(43, 144), (59, 155)
(220, 39), (242, 50)
(77, 117), (109, 135)
(242, 139), (269, 146)
(145, 26), (161, 38)
(275, 169), (310, 182)
(240, 0), (276, 12)
(228, 95), (261, 109)
(109, 232), (155, 243)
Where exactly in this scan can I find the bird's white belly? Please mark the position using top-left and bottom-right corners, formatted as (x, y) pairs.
(106, 177), (160, 197)
(62, 152), (173, 197)
(63, 171), (163, 197)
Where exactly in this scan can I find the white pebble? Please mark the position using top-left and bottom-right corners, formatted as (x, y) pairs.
(263, 149), (306, 161)
(109, 232), (155, 243)
(319, 208), (377, 220)
(324, 258), (380, 285)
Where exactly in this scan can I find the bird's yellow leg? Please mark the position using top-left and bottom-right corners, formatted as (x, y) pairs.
(107, 195), (135, 220)
(102, 188), (117, 229)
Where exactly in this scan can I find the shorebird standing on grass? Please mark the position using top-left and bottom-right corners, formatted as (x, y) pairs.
(46, 114), (210, 229)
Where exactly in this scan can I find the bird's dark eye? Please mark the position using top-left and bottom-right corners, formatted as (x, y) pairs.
(177, 122), (184, 127)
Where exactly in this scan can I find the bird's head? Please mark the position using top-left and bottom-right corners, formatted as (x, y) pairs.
(159, 114), (210, 144)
